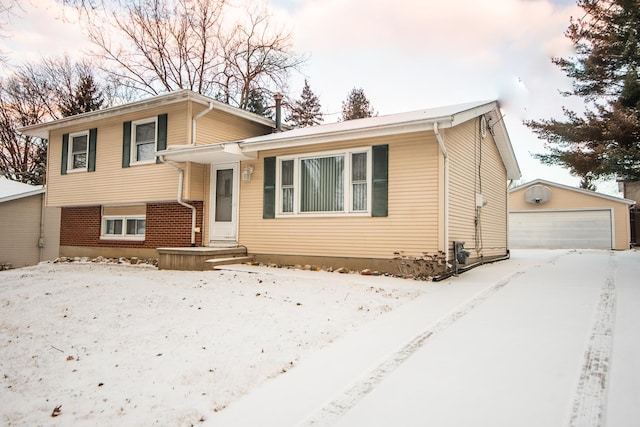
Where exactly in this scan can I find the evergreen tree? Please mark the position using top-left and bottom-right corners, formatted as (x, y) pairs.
(526, 0), (640, 188)
(59, 73), (105, 117)
(287, 79), (323, 127)
(341, 87), (376, 121)
(245, 88), (273, 119)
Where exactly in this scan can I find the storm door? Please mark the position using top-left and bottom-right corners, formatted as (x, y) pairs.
(210, 163), (239, 243)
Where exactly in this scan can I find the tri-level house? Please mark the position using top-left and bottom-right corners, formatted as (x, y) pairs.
(21, 90), (521, 274)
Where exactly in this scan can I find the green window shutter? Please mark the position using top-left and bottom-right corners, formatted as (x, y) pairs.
(122, 121), (131, 168)
(88, 128), (97, 172)
(156, 113), (167, 164)
(61, 133), (69, 175)
(372, 144), (388, 217)
(263, 156), (276, 219)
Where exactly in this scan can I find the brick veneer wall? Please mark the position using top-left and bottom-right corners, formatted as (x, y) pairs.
(60, 202), (204, 248)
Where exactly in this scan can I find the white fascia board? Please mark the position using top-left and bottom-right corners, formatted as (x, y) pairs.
(157, 143), (257, 164)
(510, 179), (636, 205)
(0, 188), (45, 204)
(19, 90), (275, 139)
(239, 119), (441, 153)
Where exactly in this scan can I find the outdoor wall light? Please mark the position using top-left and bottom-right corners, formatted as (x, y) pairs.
(242, 165), (254, 181)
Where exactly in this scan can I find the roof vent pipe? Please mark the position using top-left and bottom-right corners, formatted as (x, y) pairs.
(274, 92), (283, 132)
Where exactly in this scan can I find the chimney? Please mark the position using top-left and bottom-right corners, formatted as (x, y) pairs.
(274, 92), (283, 132)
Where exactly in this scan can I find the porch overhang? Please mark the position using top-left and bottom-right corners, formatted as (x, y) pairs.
(156, 143), (257, 164)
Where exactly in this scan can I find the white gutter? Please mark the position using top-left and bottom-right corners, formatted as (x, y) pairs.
(433, 122), (449, 262)
(192, 102), (214, 145)
(161, 158), (197, 246)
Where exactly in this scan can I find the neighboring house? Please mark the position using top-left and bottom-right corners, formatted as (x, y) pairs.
(0, 177), (60, 268)
(20, 90), (521, 273)
(509, 179), (635, 250)
(618, 180), (640, 246)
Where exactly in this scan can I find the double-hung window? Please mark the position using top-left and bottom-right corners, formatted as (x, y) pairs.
(68, 131), (89, 171)
(131, 118), (157, 163)
(61, 128), (97, 175)
(276, 148), (371, 216)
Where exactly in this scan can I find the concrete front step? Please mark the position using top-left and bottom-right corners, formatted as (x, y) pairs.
(206, 256), (255, 269)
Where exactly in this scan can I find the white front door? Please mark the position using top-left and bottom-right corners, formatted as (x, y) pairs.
(210, 163), (239, 243)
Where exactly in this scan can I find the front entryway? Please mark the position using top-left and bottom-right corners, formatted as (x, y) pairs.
(210, 163), (239, 243)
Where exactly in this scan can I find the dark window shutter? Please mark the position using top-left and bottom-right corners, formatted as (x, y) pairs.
(61, 133), (69, 175)
(372, 144), (388, 217)
(122, 121), (131, 168)
(263, 156), (276, 219)
(88, 128), (97, 172)
(156, 113), (167, 164)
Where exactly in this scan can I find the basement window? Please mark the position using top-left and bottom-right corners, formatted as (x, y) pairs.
(101, 205), (147, 241)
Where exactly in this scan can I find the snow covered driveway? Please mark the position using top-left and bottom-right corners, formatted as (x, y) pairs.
(209, 250), (640, 427)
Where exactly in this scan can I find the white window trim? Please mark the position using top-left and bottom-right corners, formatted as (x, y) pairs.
(67, 130), (89, 173)
(275, 147), (372, 218)
(100, 215), (146, 241)
(130, 117), (157, 166)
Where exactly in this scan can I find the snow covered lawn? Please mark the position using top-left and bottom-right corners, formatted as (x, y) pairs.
(0, 262), (426, 426)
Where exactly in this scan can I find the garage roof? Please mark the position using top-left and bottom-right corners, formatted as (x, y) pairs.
(510, 179), (636, 206)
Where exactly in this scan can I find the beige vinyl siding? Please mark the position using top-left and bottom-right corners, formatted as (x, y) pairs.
(42, 203), (61, 261)
(478, 125), (508, 257)
(103, 205), (146, 216)
(195, 108), (273, 144)
(47, 104), (189, 207)
(509, 184), (631, 250)
(186, 162), (207, 200)
(237, 132), (442, 260)
(447, 119), (508, 259)
(0, 194), (59, 267)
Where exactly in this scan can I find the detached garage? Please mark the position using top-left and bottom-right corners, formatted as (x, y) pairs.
(509, 179), (635, 250)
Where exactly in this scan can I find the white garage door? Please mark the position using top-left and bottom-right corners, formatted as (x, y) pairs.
(509, 210), (612, 249)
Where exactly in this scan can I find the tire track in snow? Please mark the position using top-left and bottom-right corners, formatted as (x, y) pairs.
(300, 266), (535, 426)
(567, 252), (616, 427)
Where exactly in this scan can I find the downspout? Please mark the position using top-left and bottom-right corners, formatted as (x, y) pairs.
(433, 122), (449, 263)
(192, 102), (214, 145)
(161, 158), (197, 246)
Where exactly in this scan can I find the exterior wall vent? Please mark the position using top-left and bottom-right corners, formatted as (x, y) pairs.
(524, 184), (551, 205)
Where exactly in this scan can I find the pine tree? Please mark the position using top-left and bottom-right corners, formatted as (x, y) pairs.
(287, 79), (323, 127)
(526, 0), (640, 188)
(245, 89), (273, 119)
(60, 73), (105, 117)
(341, 87), (376, 121)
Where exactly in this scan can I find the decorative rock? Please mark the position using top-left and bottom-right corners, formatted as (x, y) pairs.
(360, 269), (373, 276)
(335, 267), (349, 274)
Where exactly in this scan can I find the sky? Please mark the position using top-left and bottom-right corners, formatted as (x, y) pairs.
(0, 0), (624, 196)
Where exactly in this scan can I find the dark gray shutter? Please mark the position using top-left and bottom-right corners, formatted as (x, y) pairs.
(61, 133), (69, 175)
(88, 128), (97, 172)
(263, 157), (276, 219)
(122, 121), (131, 168)
(156, 113), (167, 164)
(372, 144), (388, 217)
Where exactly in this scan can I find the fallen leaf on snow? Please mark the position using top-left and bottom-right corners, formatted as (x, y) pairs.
(51, 405), (62, 417)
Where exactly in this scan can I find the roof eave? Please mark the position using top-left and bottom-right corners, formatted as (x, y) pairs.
(19, 90), (275, 139)
(510, 178), (636, 205)
(0, 188), (45, 203)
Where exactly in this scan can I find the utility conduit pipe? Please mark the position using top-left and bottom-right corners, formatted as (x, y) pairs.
(433, 122), (449, 262)
(161, 157), (197, 246)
